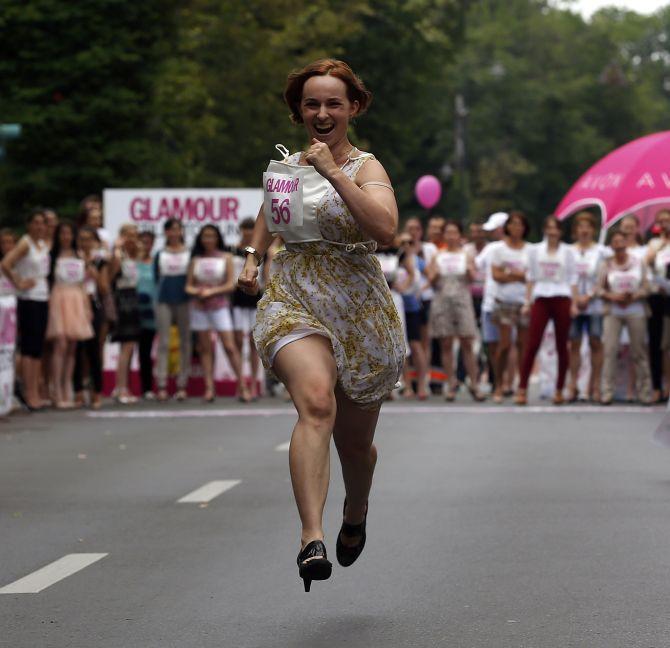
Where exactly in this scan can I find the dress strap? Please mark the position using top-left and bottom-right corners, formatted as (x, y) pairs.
(359, 181), (394, 192)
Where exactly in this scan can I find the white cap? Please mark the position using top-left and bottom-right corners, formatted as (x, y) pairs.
(482, 211), (509, 231)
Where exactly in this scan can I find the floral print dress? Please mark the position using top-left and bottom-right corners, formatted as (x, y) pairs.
(253, 151), (405, 408)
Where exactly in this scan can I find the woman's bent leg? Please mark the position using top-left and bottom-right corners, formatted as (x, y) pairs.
(274, 335), (337, 547)
(332, 387), (380, 546)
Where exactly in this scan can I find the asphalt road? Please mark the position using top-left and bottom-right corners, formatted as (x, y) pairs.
(1, 397), (669, 648)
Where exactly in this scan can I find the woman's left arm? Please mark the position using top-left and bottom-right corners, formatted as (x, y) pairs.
(305, 140), (397, 245)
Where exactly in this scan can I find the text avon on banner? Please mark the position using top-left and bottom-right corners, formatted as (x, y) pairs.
(103, 189), (263, 248)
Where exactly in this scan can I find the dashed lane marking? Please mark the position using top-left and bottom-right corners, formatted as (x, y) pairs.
(0, 553), (108, 594)
(177, 480), (241, 504)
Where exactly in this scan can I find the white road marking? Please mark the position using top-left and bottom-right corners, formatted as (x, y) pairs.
(87, 404), (663, 419)
(275, 441), (291, 452)
(177, 480), (241, 503)
(0, 553), (108, 594)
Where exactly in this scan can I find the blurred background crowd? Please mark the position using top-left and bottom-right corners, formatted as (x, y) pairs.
(2, 199), (669, 414)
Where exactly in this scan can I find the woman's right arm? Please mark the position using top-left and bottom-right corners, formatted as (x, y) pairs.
(238, 206), (273, 295)
(0, 238), (33, 290)
(184, 259), (200, 297)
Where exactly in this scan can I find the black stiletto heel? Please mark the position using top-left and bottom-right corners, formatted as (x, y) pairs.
(336, 499), (368, 567)
(297, 540), (332, 592)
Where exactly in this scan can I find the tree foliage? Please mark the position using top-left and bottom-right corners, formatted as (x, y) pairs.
(1, 0), (669, 235)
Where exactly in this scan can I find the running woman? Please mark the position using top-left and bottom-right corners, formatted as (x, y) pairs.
(237, 59), (404, 592)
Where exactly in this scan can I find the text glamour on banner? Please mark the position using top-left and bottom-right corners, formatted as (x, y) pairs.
(104, 189), (263, 248)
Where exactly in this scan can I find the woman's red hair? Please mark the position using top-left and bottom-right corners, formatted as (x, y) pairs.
(284, 59), (372, 124)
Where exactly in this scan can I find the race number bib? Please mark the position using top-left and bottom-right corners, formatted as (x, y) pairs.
(610, 271), (637, 293)
(438, 253), (466, 277)
(538, 260), (561, 282)
(159, 251), (189, 276)
(121, 259), (139, 285)
(56, 258), (85, 284)
(263, 171), (303, 232)
(195, 257), (225, 284)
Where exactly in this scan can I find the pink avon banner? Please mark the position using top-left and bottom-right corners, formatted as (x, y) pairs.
(556, 131), (670, 232)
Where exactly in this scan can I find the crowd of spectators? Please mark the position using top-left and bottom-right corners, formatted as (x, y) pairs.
(376, 208), (670, 406)
(0, 196), (269, 412)
(1, 197), (668, 414)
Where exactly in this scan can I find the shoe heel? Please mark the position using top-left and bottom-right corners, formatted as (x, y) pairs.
(302, 577), (311, 593)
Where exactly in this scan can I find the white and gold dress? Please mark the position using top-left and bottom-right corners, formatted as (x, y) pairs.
(253, 150), (404, 408)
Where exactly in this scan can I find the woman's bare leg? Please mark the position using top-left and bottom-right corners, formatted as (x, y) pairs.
(494, 324), (513, 398)
(460, 337), (479, 388)
(218, 330), (249, 399)
(440, 336), (454, 395)
(116, 342), (133, 394)
(332, 387), (380, 547)
(198, 331), (214, 397)
(51, 336), (67, 405)
(63, 340), (77, 403)
(589, 336), (603, 401)
(274, 335), (337, 547)
(409, 340), (428, 398)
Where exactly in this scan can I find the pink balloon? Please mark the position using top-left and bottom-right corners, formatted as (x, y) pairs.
(415, 175), (442, 209)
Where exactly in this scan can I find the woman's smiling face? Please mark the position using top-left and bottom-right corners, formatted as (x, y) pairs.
(300, 75), (359, 144)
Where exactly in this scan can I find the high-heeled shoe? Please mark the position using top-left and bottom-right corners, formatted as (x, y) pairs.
(336, 499), (368, 567)
(297, 540), (332, 592)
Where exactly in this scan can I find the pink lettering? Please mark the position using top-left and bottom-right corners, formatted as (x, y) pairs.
(130, 197), (151, 221)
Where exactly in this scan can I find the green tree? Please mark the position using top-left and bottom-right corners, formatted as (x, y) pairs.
(0, 0), (176, 225)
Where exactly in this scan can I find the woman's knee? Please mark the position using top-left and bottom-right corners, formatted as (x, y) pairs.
(335, 433), (374, 461)
(297, 383), (336, 424)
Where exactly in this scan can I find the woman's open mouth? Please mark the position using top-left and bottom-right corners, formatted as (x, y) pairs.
(314, 123), (335, 136)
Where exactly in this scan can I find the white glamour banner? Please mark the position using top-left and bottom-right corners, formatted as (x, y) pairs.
(103, 188), (263, 248)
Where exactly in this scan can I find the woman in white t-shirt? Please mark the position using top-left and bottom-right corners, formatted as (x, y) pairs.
(645, 208), (670, 402)
(426, 220), (484, 401)
(598, 229), (652, 405)
(567, 211), (609, 402)
(490, 211), (530, 403)
(1, 210), (51, 410)
(515, 216), (577, 405)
